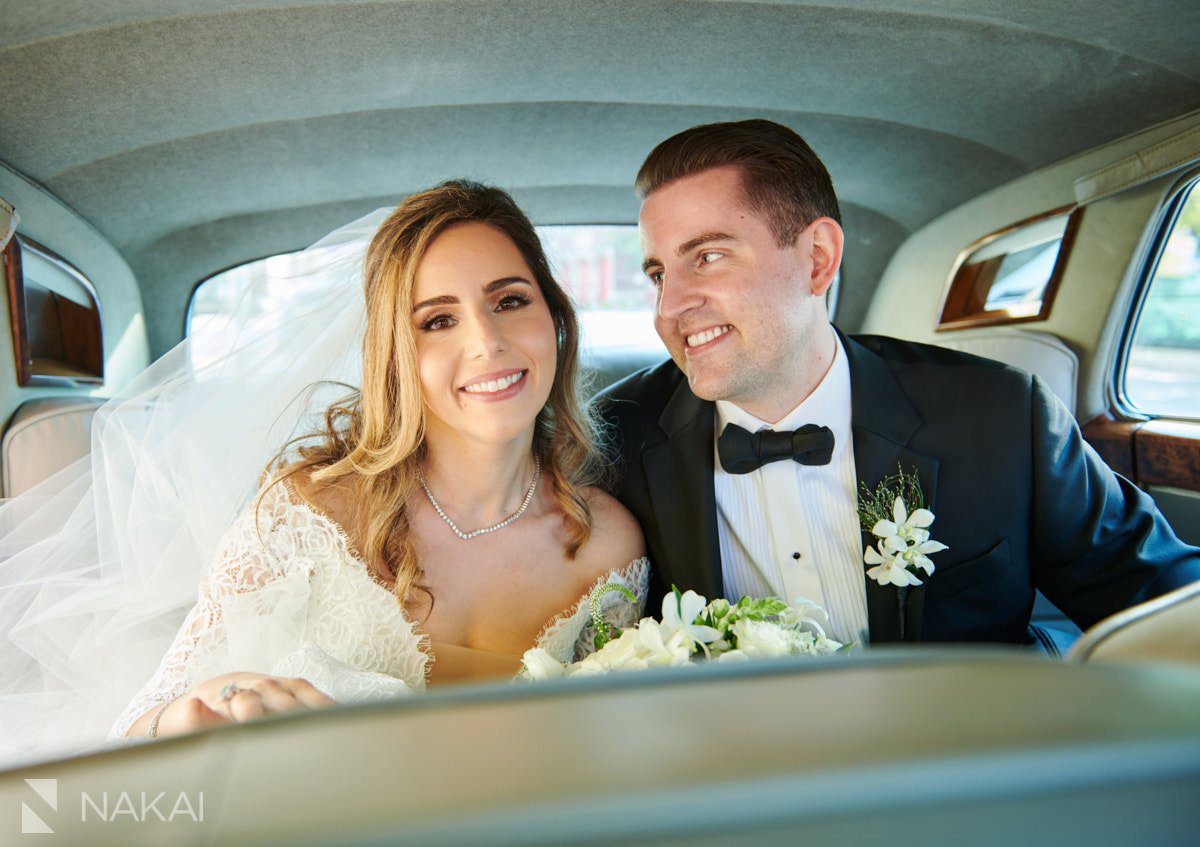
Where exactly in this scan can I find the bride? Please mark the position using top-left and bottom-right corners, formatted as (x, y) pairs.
(0, 181), (648, 759)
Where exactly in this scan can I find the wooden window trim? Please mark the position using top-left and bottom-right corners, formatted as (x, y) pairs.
(936, 204), (1083, 332)
(1136, 420), (1200, 490)
(2, 236), (26, 381)
(4, 234), (104, 387)
(1082, 414), (1200, 493)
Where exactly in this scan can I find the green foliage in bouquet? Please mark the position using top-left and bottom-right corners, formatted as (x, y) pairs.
(690, 590), (849, 657)
(698, 595), (787, 640)
(589, 582), (638, 649)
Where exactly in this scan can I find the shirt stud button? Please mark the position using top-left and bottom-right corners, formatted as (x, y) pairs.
(792, 552), (801, 560)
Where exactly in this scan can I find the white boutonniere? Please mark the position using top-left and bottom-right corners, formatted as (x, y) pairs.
(859, 467), (948, 587)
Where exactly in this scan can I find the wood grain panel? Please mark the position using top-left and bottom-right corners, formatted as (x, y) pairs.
(936, 204), (1080, 332)
(3, 236), (31, 385)
(1136, 420), (1200, 491)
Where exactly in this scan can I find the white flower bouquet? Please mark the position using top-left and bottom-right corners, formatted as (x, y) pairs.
(521, 587), (846, 680)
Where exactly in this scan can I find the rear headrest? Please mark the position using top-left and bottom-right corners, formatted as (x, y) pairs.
(581, 346), (668, 394)
(1, 396), (105, 497)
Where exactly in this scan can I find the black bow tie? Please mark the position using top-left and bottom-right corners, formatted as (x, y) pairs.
(717, 422), (835, 474)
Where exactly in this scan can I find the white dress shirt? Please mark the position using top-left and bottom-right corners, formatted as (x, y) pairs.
(714, 332), (868, 645)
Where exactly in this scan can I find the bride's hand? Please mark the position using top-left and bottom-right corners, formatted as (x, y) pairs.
(135, 672), (338, 738)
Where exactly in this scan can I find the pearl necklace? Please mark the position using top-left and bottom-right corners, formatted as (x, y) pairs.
(417, 457), (541, 540)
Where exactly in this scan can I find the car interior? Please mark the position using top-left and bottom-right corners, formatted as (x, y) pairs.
(1, 2), (1199, 844)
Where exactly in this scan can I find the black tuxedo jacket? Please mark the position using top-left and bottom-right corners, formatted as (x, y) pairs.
(595, 332), (1200, 644)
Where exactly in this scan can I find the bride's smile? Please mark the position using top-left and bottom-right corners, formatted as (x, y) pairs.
(459, 368), (528, 398)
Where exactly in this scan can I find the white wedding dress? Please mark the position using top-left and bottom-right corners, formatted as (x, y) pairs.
(0, 207), (650, 766)
(110, 481), (651, 738)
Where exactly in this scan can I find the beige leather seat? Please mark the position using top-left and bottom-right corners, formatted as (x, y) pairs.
(1, 396), (104, 496)
(1068, 580), (1200, 664)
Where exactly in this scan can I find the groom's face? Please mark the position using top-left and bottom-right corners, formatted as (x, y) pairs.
(639, 165), (836, 419)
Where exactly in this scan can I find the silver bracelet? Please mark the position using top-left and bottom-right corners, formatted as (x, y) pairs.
(147, 699), (173, 738)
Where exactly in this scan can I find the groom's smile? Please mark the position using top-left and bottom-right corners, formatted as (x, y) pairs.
(684, 324), (732, 350)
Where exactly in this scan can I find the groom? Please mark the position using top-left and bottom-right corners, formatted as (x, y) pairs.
(596, 119), (1200, 647)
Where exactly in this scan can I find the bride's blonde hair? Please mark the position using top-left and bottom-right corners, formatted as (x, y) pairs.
(264, 180), (605, 603)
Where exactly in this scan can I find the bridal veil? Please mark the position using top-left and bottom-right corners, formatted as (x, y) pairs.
(0, 209), (391, 767)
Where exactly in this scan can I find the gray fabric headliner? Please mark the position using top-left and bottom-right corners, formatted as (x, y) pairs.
(2, 0), (1198, 355)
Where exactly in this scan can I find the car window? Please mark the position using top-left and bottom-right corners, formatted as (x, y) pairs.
(187, 223), (851, 364)
(187, 225), (662, 367)
(938, 209), (1075, 330)
(536, 225), (658, 350)
(186, 243), (347, 369)
(4, 234), (104, 385)
(1123, 179), (1200, 419)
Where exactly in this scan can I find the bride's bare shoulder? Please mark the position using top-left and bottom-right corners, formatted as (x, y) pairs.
(576, 486), (646, 576)
(276, 464), (362, 530)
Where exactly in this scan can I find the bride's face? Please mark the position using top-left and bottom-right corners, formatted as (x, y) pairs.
(411, 221), (558, 448)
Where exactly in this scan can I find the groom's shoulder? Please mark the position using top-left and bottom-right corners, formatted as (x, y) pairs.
(592, 357), (685, 413)
(590, 359), (684, 458)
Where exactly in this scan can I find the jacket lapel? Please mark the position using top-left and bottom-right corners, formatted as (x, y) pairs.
(641, 378), (724, 601)
(842, 333), (939, 644)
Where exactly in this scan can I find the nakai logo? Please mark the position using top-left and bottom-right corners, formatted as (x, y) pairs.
(80, 791), (205, 823)
(21, 778), (57, 834)
(17, 778), (205, 833)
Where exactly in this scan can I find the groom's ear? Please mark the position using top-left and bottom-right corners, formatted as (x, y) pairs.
(804, 218), (844, 298)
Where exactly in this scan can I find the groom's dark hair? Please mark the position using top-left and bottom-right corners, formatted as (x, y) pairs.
(635, 119), (842, 246)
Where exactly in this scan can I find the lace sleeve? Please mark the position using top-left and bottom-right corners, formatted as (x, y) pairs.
(107, 487), (309, 738)
(572, 556), (651, 662)
(532, 557), (652, 665)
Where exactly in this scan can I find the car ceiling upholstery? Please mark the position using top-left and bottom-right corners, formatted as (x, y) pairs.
(3, 1), (1199, 357)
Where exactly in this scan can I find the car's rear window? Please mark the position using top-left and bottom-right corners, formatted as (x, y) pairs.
(186, 225), (660, 368)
